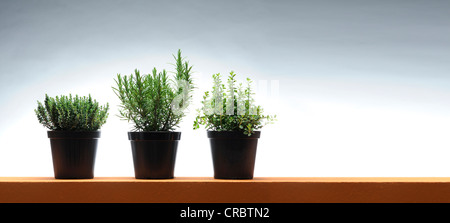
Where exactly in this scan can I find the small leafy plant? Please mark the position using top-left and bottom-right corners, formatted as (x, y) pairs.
(35, 94), (109, 131)
(193, 71), (276, 136)
(112, 49), (194, 132)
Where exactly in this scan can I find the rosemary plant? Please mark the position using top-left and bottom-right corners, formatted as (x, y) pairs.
(35, 94), (109, 131)
(112, 49), (194, 132)
(193, 71), (276, 136)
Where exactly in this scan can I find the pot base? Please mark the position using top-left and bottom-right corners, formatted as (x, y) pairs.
(208, 131), (260, 180)
(48, 131), (99, 179)
(129, 132), (180, 179)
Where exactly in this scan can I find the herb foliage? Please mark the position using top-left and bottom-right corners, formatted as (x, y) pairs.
(35, 94), (109, 131)
(112, 49), (194, 132)
(193, 71), (276, 136)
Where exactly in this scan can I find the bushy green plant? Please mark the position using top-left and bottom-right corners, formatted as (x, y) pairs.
(35, 94), (109, 131)
(112, 49), (194, 132)
(193, 71), (276, 136)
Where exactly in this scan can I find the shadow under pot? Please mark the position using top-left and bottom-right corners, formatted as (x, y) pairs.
(48, 131), (100, 179)
(128, 131), (180, 179)
(208, 131), (261, 179)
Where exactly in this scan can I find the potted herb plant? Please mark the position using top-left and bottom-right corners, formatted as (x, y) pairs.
(35, 94), (109, 179)
(112, 49), (194, 179)
(194, 71), (276, 179)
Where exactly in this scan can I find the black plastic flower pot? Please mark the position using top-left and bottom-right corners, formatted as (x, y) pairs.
(128, 131), (180, 179)
(207, 131), (261, 179)
(48, 131), (100, 179)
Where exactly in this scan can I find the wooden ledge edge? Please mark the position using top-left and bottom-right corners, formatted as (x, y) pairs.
(2, 177), (450, 203)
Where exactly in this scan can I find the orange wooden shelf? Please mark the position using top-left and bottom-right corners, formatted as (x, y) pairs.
(1, 177), (450, 203)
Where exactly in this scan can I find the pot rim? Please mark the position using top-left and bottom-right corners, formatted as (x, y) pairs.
(128, 131), (181, 141)
(207, 130), (261, 139)
(47, 130), (101, 139)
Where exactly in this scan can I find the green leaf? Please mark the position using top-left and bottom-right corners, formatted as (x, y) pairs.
(112, 49), (195, 131)
(193, 71), (276, 135)
(35, 94), (109, 131)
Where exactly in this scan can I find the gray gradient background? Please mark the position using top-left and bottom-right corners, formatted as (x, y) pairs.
(1, 0), (450, 177)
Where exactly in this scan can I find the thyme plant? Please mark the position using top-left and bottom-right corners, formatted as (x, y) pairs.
(193, 71), (276, 136)
(35, 94), (109, 131)
(112, 49), (194, 132)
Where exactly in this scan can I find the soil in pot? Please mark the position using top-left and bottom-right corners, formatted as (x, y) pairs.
(128, 131), (180, 179)
(48, 131), (100, 179)
(208, 131), (260, 179)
